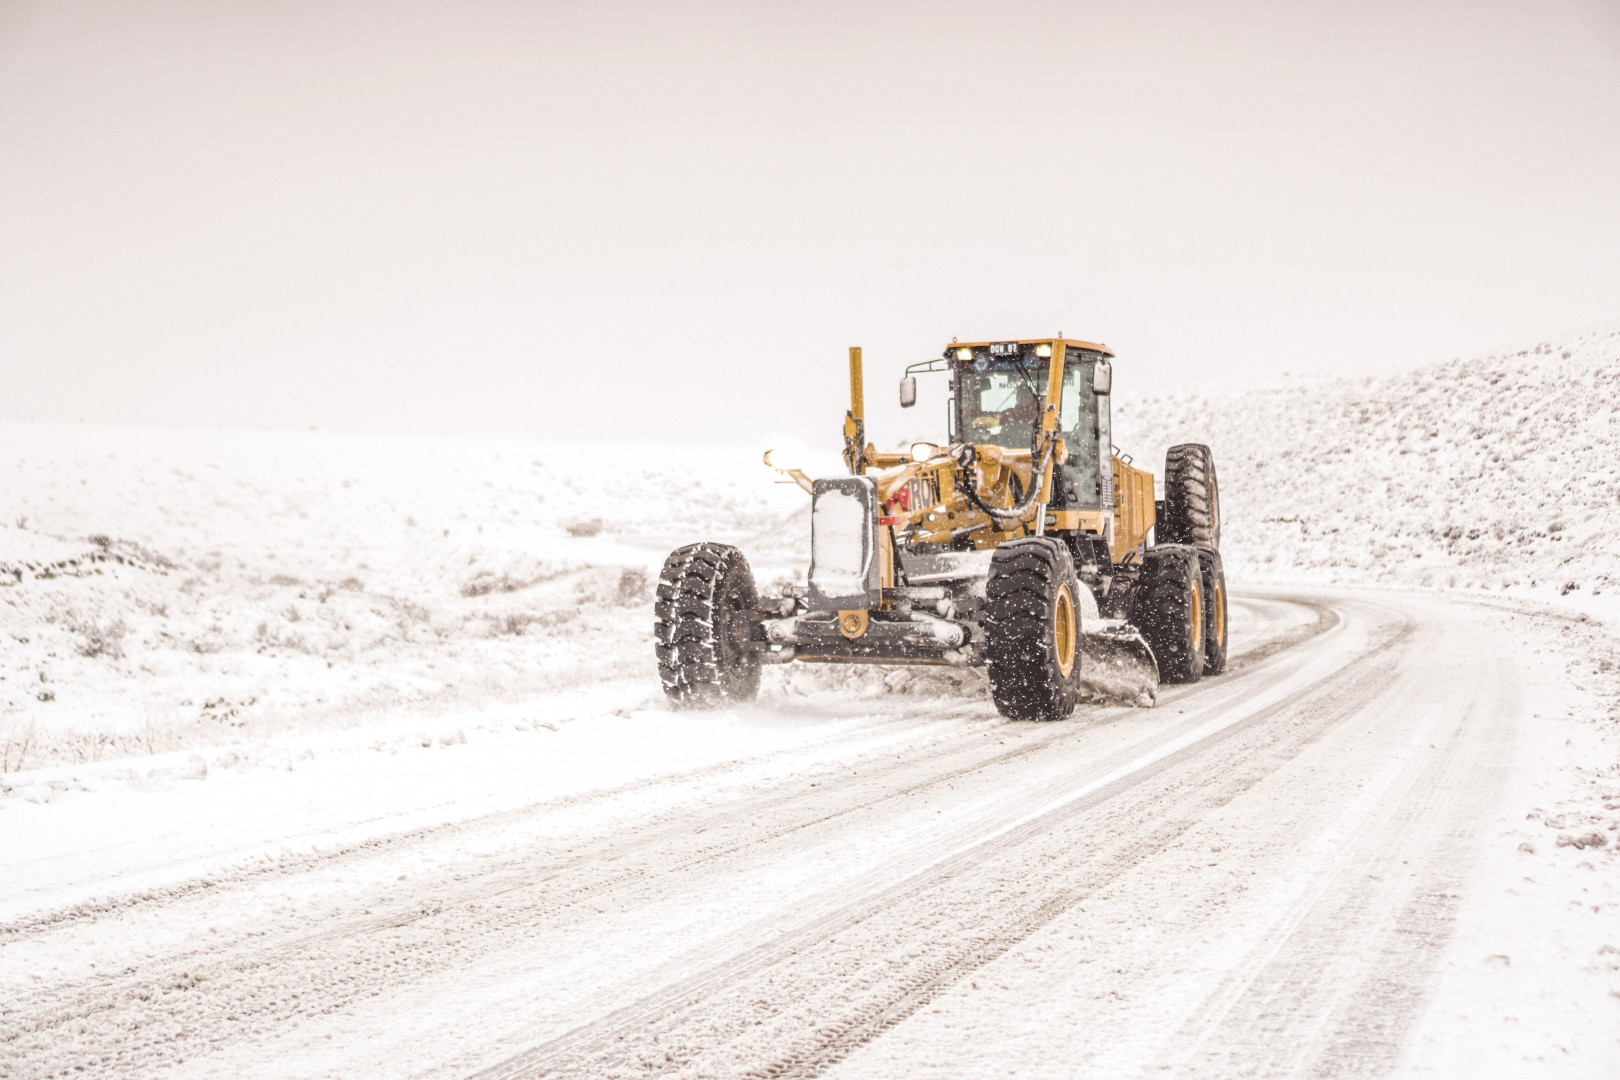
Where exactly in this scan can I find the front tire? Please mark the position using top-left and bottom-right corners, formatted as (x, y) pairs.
(1132, 545), (1206, 684)
(985, 537), (1083, 721)
(654, 543), (761, 708)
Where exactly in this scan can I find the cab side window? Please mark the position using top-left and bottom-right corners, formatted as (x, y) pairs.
(1058, 363), (1101, 507)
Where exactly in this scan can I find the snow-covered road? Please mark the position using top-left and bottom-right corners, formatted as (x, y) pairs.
(2, 589), (1615, 1079)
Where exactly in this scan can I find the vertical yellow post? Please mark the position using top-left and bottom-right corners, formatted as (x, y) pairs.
(849, 346), (865, 423)
(1041, 341), (1066, 434)
(843, 346), (866, 475)
(1035, 341), (1067, 535)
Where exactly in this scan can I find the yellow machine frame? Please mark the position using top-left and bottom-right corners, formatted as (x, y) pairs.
(772, 339), (1157, 627)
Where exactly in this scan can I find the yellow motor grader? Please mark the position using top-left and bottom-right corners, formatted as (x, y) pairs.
(655, 337), (1225, 720)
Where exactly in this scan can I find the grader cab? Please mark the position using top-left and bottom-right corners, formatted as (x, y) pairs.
(655, 337), (1226, 721)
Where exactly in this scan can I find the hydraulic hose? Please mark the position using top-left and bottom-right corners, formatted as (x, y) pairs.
(958, 439), (1056, 527)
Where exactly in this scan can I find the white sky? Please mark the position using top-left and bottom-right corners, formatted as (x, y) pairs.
(3, 0), (1618, 447)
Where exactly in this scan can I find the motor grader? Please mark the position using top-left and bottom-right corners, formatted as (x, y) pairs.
(655, 337), (1225, 720)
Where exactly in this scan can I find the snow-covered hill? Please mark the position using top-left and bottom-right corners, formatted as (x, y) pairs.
(0, 430), (801, 770)
(1116, 322), (1620, 595)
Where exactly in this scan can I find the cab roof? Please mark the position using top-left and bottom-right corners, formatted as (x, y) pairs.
(947, 336), (1114, 357)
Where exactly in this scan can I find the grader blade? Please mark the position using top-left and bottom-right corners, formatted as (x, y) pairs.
(1077, 623), (1160, 707)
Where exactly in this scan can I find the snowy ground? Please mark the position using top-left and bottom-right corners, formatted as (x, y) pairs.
(3, 327), (1620, 1077)
(0, 427), (808, 771)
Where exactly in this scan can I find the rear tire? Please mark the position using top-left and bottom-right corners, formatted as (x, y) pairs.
(985, 537), (1083, 721)
(1132, 545), (1205, 684)
(654, 543), (761, 708)
(1198, 546), (1228, 676)
(1159, 444), (1220, 549)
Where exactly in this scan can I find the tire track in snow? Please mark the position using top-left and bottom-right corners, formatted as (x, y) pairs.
(1154, 609), (1517, 1079)
(0, 599), (1335, 1079)
(473, 602), (1408, 1079)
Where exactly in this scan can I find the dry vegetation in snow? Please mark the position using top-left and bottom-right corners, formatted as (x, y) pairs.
(0, 435), (786, 771)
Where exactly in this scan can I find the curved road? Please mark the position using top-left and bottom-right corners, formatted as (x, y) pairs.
(1, 590), (1525, 1079)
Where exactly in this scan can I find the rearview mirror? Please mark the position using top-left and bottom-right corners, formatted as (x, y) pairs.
(899, 376), (917, 408)
(1093, 361), (1112, 396)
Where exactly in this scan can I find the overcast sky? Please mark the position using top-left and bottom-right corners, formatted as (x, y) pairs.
(3, 0), (1618, 446)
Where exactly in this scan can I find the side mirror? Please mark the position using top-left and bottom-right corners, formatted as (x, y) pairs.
(1093, 361), (1112, 396)
(899, 376), (917, 408)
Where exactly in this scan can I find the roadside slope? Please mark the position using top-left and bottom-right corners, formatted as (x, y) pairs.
(1116, 322), (1620, 594)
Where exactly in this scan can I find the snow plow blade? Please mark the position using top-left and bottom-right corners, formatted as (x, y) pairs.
(1078, 622), (1160, 707)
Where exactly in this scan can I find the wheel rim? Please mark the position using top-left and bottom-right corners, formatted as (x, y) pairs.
(1190, 577), (1203, 654)
(1214, 579), (1226, 647)
(1054, 584), (1076, 678)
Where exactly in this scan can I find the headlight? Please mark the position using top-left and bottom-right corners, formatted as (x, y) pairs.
(910, 442), (939, 462)
(954, 347), (973, 361)
(1034, 343), (1052, 358)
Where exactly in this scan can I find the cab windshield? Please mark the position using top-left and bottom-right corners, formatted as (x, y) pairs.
(960, 369), (1045, 449)
(957, 360), (1100, 506)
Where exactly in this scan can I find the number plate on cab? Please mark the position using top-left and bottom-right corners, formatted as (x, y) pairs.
(988, 342), (1020, 356)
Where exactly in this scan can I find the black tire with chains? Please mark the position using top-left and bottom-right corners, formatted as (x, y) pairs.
(1159, 443), (1220, 549)
(984, 537), (1084, 721)
(654, 543), (761, 707)
(1132, 544), (1206, 684)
